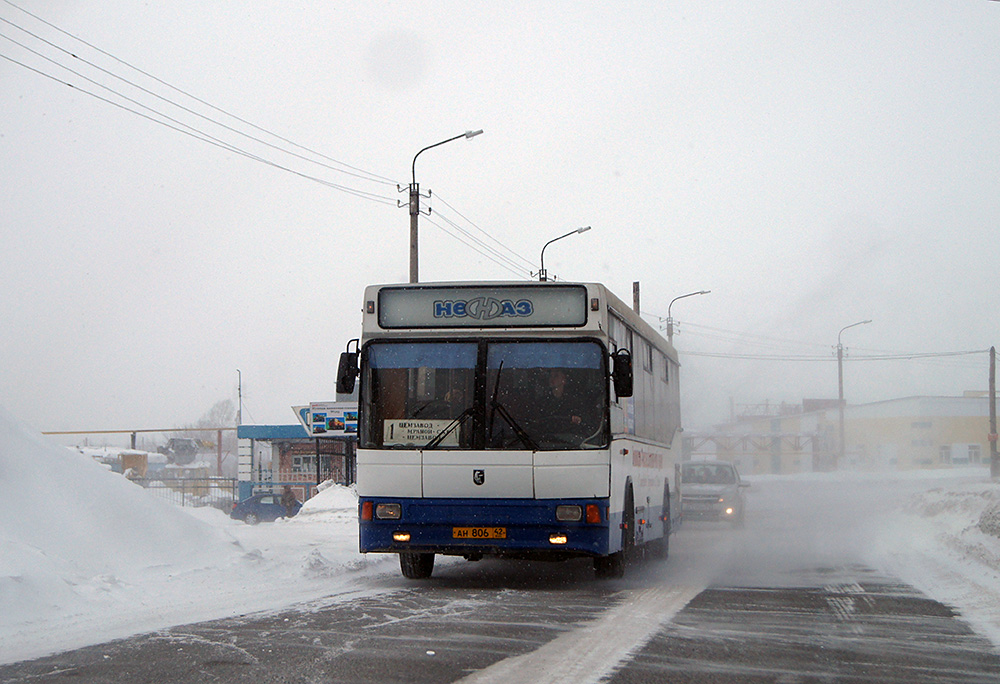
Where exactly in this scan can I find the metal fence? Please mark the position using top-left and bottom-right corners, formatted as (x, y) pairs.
(132, 477), (238, 512)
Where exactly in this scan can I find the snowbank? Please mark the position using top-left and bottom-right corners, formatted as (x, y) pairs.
(873, 477), (1000, 647)
(0, 405), (392, 665)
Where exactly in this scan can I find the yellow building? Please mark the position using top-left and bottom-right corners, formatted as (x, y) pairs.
(686, 395), (993, 474)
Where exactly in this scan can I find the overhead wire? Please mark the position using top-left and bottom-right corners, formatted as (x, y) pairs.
(654, 313), (988, 369)
(0, 49), (400, 206)
(0, 29), (402, 205)
(674, 326), (989, 366)
(422, 214), (531, 280)
(432, 193), (538, 272)
(1, 0), (398, 187)
(0, 2), (585, 277)
(429, 208), (534, 278)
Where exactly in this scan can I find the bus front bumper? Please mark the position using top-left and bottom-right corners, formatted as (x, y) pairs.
(359, 497), (611, 558)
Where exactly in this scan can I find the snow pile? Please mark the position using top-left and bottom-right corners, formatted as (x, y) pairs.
(874, 476), (1000, 647)
(0, 406), (233, 617)
(978, 502), (1000, 538)
(0, 405), (393, 665)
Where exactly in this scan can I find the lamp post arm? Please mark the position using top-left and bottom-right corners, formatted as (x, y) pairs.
(412, 130), (483, 184)
(538, 226), (591, 281)
(668, 290), (711, 318)
(838, 319), (873, 347)
(408, 129), (482, 284)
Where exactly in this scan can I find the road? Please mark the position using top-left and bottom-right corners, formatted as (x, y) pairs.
(3, 476), (999, 683)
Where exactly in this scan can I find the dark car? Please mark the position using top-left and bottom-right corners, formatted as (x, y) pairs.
(680, 460), (748, 526)
(230, 492), (301, 525)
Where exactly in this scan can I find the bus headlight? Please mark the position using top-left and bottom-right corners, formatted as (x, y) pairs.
(393, 532), (411, 542)
(555, 505), (582, 522)
(376, 503), (402, 520)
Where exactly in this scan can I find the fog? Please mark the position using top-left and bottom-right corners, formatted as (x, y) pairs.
(2, 2), (998, 435)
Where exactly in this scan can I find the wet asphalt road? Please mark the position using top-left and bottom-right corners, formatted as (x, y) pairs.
(3, 476), (999, 683)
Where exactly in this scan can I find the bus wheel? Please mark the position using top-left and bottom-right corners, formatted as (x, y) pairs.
(595, 485), (634, 579)
(399, 552), (434, 579)
(594, 550), (624, 579)
(647, 490), (670, 560)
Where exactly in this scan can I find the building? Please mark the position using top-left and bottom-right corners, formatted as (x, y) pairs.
(686, 394), (993, 475)
(236, 423), (356, 502)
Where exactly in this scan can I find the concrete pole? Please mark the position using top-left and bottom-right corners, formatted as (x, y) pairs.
(838, 343), (845, 468)
(990, 346), (998, 479)
(409, 182), (420, 283)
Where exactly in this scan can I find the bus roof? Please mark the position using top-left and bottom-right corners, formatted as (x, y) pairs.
(360, 281), (677, 360)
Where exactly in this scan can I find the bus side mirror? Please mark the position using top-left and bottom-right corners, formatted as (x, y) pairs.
(611, 349), (633, 398)
(336, 340), (360, 394)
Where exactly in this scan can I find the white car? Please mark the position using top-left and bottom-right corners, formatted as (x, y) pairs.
(680, 460), (748, 526)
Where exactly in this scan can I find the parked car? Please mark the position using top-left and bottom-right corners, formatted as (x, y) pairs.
(680, 460), (748, 526)
(157, 437), (200, 465)
(230, 492), (301, 525)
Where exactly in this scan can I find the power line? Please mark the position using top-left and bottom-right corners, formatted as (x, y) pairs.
(0, 50), (400, 206)
(1, 0), (398, 187)
(430, 209), (533, 278)
(660, 316), (989, 368)
(432, 192), (537, 272)
(422, 214), (531, 280)
(680, 348), (989, 363)
(1, 2), (539, 277)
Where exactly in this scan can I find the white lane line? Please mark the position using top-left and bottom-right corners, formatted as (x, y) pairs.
(456, 583), (703, 684)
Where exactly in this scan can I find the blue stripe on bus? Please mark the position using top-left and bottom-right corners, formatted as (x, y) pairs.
(359, 497), (611, 556)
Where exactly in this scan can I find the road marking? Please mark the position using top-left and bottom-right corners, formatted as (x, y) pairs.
(455, 583), (702, 684)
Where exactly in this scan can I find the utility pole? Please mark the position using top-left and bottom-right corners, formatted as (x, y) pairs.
(408, 181), (421, 283)
(837, 320), (871, 468)
(407, 130), (482, 283)
(838, 343), (845, 467)
(990, 346), (998, 479)
(665, 290), (710, 344)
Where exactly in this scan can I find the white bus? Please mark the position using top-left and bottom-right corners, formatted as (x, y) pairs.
(336, 281), (682, 579)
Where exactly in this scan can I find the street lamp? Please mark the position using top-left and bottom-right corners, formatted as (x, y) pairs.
(837, 319), (872, 467)
(408, 130), (483, 283)
(665, 290), (711, 343)
(538, 226), (591, 282)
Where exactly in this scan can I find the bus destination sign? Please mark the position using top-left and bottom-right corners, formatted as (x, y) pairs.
(378, 285), (588, 328)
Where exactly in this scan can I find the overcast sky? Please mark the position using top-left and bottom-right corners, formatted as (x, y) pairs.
(2, 1), (998, 441)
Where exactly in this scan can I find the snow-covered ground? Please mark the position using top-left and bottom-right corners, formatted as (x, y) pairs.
(0, 406), (396, 665)
(2, 404), (999, 665)
(872, 472), (1000, 647)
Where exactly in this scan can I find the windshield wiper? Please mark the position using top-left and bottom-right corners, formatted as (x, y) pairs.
(490, 399), (538, 450)
(424, 406), (475, 449)
(487, 361), (538, 450)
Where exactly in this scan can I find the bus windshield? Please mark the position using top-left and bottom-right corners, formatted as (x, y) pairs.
(360, 339), (609, 451)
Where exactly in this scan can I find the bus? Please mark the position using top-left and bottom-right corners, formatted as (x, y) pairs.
(336, 281), (682, 579)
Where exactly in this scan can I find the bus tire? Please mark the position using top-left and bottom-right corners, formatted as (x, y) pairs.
(647, 489), (670, 560)
(594, 550), (624, 579)
(399, 552), (434, 579)
(595, 485), (634, 579)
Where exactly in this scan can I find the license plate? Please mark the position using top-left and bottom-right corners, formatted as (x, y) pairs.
(453, 526), (506, 540)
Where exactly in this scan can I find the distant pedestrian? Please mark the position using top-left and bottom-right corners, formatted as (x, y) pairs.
(280, 486), (298, 517)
